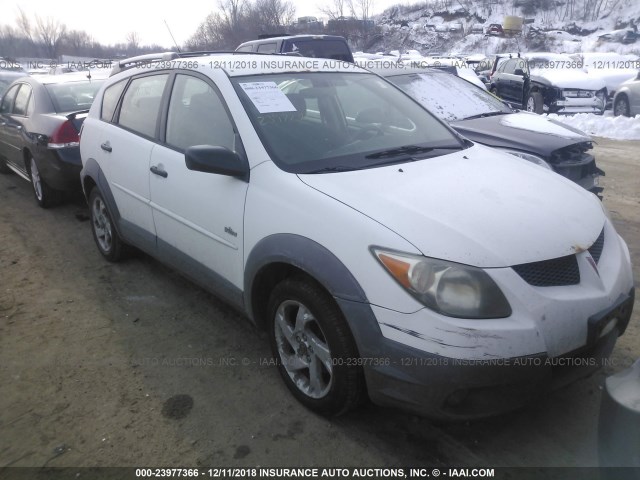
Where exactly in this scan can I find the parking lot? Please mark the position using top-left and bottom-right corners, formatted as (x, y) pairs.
(0, 137), (638, 470)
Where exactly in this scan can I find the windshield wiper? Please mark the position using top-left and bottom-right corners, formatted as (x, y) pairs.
(365, 144), (461, 159)
(307, 165), (357, 174)
(462, 111), (508, 120)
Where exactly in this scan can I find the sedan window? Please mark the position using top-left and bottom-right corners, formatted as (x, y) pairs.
(13, 84), (31, 116)
(0, 84), (19, 114)
(45, 79), (105, 113)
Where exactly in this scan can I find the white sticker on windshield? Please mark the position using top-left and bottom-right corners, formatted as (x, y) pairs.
(239, 82), (297, 114)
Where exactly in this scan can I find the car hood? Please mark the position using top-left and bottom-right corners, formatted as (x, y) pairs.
(298, 144), (604, 268)
(451, 112), (591, 157)
(531, 69), (606, 90)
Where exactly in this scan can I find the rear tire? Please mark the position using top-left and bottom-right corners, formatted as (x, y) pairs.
(28, 155), (60, 208)
(267, 276), (365, 416)
(89, 187), (127, 262)
(525, 91), (544, 114)
(613, 95), (630, 117)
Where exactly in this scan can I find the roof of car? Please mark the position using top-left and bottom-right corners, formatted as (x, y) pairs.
(237, 34), (348, 46)
(21, 71), (108, 85)
(111, 53), (367, 79)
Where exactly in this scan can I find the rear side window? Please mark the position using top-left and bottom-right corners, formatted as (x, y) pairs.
(165, 75), (235, 152)
(501, 59), (517, 75)
(118, 74), (169, 138)
(101, 79), (127, 122)
(257, 43), (277, 53)
(13, 84), (31, 116)
(0, 84), (19, 114)
(236, 45), (253, 52)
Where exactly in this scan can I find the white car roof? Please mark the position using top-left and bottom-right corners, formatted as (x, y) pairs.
(111, 53), (367, 79)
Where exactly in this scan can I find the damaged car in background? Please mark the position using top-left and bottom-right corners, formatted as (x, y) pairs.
(490, 53), (607, 115)
(367, 65), (604, 195)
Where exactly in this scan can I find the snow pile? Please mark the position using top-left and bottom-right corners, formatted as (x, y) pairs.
(546, 112), (640, 140)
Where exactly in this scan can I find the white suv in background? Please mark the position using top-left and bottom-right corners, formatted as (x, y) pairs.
(80, 53), (635, 420)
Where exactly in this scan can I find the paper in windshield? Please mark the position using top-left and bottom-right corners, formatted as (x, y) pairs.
(239, 82), (297, 113)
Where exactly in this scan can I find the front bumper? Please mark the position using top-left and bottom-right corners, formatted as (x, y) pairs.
(340, 288), (634, 420)
(339, 221), (634, 420)
(550, 96), (605, 114)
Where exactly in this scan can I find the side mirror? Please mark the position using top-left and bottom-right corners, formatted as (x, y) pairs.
(514, 68), (526, 76)
(185, 145), (249, 181)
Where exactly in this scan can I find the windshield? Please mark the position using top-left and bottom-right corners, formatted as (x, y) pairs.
(232, 72), (463, 173)
(44, 79), (105, 113)
(388, 71), (511, 122)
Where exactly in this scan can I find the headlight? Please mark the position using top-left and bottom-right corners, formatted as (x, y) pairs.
(372, 248), (512, 319)
(497, 148), (553, 170)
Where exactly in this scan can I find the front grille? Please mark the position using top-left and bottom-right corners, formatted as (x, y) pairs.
(588, 228), (605, 264)
(512, 255), (580, 287)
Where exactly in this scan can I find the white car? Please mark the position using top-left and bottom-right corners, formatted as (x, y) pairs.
(613, 71), (640, 116)
(80, 53), (635, 420)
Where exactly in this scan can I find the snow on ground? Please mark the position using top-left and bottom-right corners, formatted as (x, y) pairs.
(546, 112), (640, 140)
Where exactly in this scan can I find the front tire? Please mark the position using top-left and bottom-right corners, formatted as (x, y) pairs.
(613, 95), (630, 117)
(267, 276), (365, 416)
(89, 188), (127, 262)
(525, 91), (544, 114)
(28, 155), (60, 208)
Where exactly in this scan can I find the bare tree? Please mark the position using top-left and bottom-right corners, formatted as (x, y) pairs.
(126, 31), (140, 54)
(34, 16), (67, 58)
(16, 8), (35, 44)
(253, 0), (296, 29)
(65, 29), (94, 56)
(318, 0), (350, 20)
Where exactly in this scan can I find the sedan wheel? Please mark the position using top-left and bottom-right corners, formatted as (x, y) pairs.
(268, 277), (364, 416)
(614, 96), (630, 117)
(30, 157), (43, 202)
(28, 156), (59, 208)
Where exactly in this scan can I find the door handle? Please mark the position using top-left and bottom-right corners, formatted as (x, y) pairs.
(101, 142), (112, 152)
(150, 165), (168, 178)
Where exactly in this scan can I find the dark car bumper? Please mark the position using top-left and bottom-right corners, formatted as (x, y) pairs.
(34, 146), (82, 192)
(338, 288), (634, 420)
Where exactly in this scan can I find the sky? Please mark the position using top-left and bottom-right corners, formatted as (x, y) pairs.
(1, 0), (402, 47)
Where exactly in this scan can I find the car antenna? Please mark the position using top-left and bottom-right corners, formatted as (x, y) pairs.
(164, 20), (182, 53)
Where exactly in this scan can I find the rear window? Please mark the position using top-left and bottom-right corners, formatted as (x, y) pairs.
(282, 39), (353, 62)
(44, 79), (105, 113)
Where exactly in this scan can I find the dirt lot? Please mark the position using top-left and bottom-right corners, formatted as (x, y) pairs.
(0, 137), (638, 470)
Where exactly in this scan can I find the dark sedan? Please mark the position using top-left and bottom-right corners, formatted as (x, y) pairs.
(367, 65), (604, 195)
(0, 73), (105, 207)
